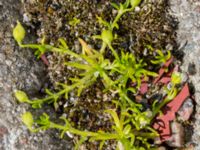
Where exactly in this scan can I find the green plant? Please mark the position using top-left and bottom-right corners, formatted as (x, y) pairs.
(13, 22), (157, 109)
(94, 0), (142, 55)
(21, 104), (158, 150)
(13, 0), (179, 149)
(69, 17), (80, 27)
(65, 38), (114, 92)
(111, 51), (158, 89)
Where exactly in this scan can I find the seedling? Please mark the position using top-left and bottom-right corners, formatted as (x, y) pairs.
(69, 17), (80, 27)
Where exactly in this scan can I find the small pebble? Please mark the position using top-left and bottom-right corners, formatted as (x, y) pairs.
(188, 63), (196, 75)
(157, 146), (166, 150)
(167, 121), (184, 147)
(135, 6), (140, 12)
(178, 98), (194, 121)
(0, 126), (8, 137)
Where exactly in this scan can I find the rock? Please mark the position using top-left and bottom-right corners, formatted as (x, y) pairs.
(157, 146), (167, 150)
(179, 144), (195, 150)
(0, 126), (8, 137)
(166, 121), (184, 147)
(135, 95), (143, 103)
(177, 98), (194, 121)
(188, 63), (196, 75)
(154, 137), (162, 145)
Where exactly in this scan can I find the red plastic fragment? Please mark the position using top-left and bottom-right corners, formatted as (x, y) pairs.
(168, 84), (190, 112)
(40, 54), (49, 66)
(139, 82), (148, 95)
(157, 63), (179, 84)
(154, 57), (174, 84)
(158, 77), (171, 84)
(153, 83), (190, 142)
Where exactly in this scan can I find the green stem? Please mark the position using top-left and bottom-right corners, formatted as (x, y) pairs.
(150, 92), (175, 121)
(52, 47), (80, 58)
(100, 42), (107, 54)
(108, 44), (119, 60)
(29, 79), (88, 106)
(150, 99), (167, 121)
(21, 43), (80, 58)
(150, 85), (178, 121)
(50, 122), (119, 140)
(111, 11), (124, 30)
(134, 131), (158, 139)
(29, 85), (73, 105)
(29, 89), (66, 105)
(21, 44), (41, 49)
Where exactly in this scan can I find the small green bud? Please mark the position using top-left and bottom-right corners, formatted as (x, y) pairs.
(101, 30), (113, 45)
(14, 90), (29, 103)
(13, 21), (25, 45)
(130, 0), (141, 8)
(21, 112), (34, 129)
(138, 116), (148, 128)
(171, 72), (182, 85)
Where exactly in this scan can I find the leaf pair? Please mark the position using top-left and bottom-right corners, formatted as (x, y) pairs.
(151, 50), (171, 65)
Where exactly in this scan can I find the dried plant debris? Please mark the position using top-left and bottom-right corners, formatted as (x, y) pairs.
(12, 0), (195, 149)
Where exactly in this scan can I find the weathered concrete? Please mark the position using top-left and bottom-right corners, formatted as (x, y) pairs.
(0, 0), (71, 149)
(170, 0), (200, 149)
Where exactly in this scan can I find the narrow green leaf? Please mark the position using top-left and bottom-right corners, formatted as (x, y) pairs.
(45, 89), (53, 96)
(69, 17), (80, 26)
(58, 38), (69, 49)
(96, 16), (111, 28)
(32, 103), (42, 109)
(130, 0), (142, 8)
(65, 62), (90, 70)
(111, 2), (119, 10)
(157, 50), (164, 57)
(99, 140), (105, 150)
(123, 124), (131, 135)
(105, 109), (122, 130)
(123, 0), (130, 8)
